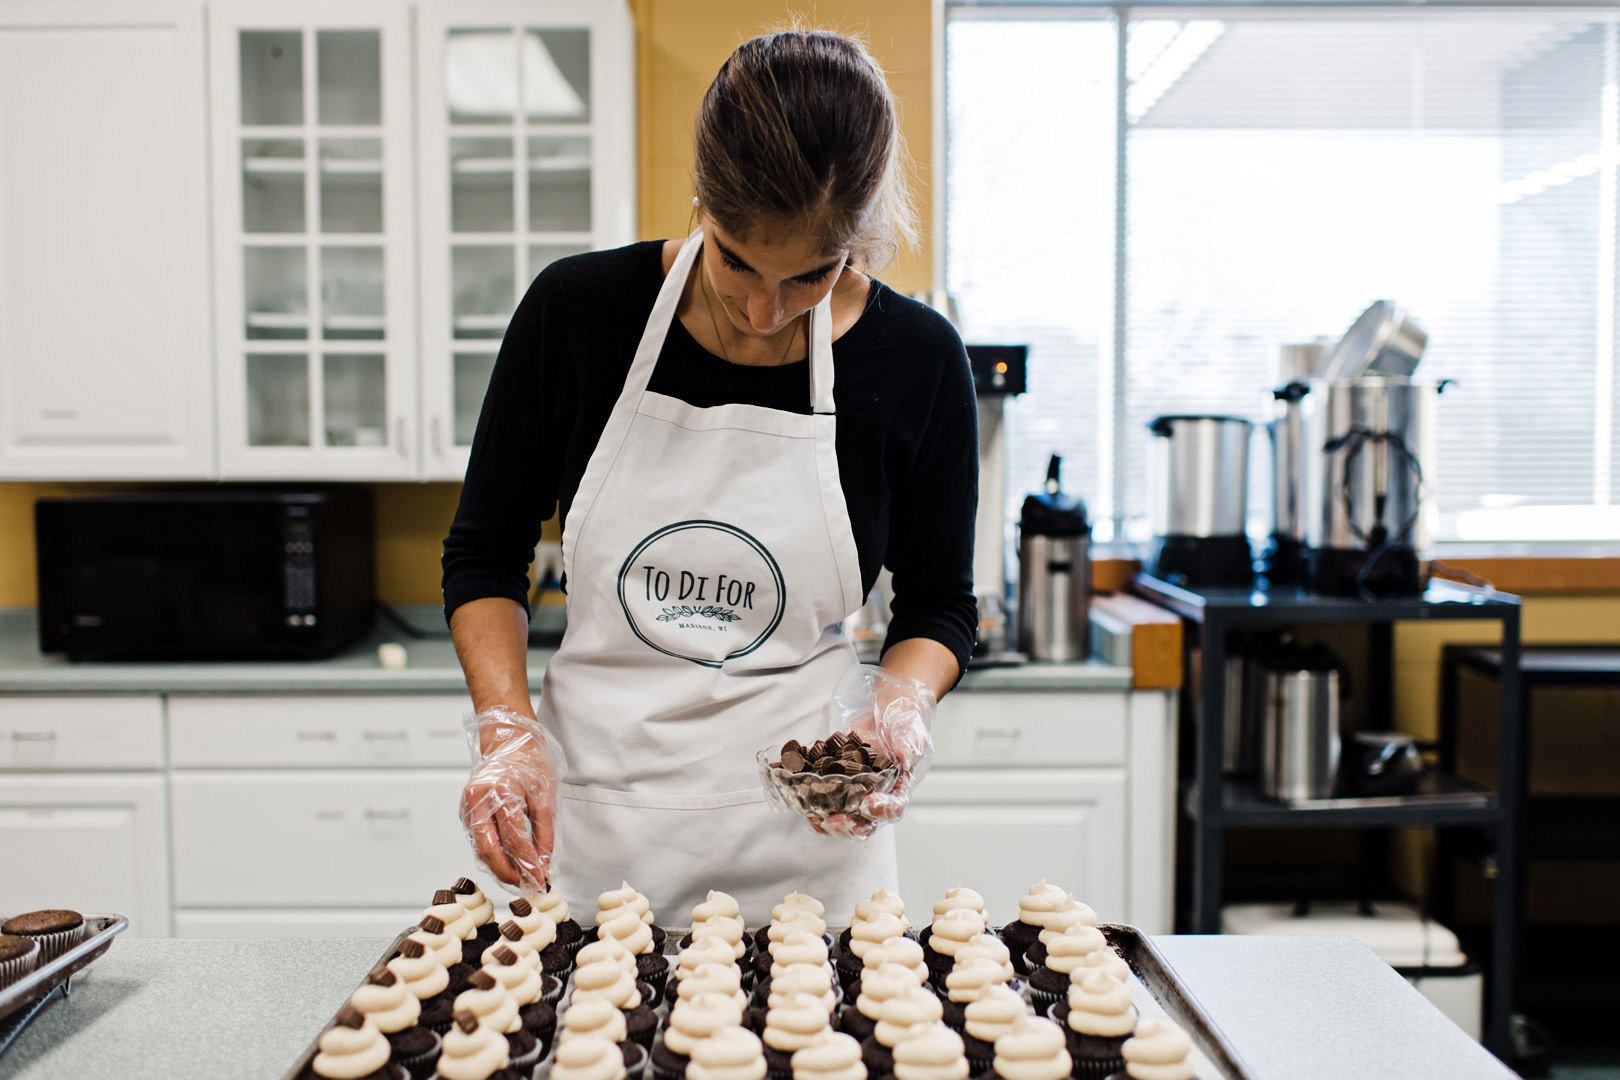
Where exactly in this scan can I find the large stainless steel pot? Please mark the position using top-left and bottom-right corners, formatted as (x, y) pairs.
(1148, 416), (1253, 537)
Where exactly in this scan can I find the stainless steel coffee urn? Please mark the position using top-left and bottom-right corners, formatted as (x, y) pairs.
(1263, 341), (1327, 586)
(1147, 416), (1255, 588)
(1017, 455), (1091, 662)
(1258, 644), (1347, 802)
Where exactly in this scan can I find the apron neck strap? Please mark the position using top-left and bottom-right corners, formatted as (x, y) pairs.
(808, 291), (835, 415)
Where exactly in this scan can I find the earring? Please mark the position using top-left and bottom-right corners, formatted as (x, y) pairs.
(692, 196), (700, 209)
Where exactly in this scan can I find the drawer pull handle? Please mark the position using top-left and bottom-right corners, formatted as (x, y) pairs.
(362, 730), (408, 741)
(364, 808), (410, 821)
(296, 731), (338, 742)
(313, 810), (346, 821)
(11, 731), (58, 742)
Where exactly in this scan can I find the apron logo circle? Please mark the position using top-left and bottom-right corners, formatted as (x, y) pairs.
(617, 520), (787, 667)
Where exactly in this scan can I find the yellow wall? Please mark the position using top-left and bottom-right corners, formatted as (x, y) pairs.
(0, 0), (935, 610)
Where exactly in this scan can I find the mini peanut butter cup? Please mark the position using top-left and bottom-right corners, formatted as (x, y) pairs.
(419, 915), (446, 934)
(454, 1009), (479, 1034)
(334, 1004), (366, 1029)
(499, 921), (523, 941)
(399, 939), (426, 959)
(433, 889), (458, 906)
(509, 898), (533, 918)
(453, 877), (478, 895)
(490, 945), (518, 966)
(468, 970), (497, 991)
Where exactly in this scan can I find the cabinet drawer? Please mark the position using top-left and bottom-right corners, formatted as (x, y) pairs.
(176, 909), (420, 939)
(170, 770), (490, 906)
(931, 693), (1125, 768)
(0, 697), (165, 769)
(168, 695), (475, 767)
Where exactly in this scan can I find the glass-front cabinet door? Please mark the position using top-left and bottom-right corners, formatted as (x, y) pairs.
(212, 5), (418, 478)
(417, 2), (635, 480)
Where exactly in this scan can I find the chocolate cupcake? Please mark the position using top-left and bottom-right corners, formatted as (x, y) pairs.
(1, 909), (84, 965)
(504, 1027), (541, 1071)
(1055, 974), (1138, 1080)
(624, 998), (659, 1050)
(941, 960), (1002, 1033)
(924, 909), (987, 983)
(0, 935), (40, 988)
(1112, 1018), (1194, 1080)
(840, 909), (907, 993)
(990, 1016), (1070, 1080)
(960, 987), (1027, 1073)
(452, 970), (522, 1040)
(308, 1005), (409, 1080)
(518, 999), (557, 1045)
(519, 890), (583, 960)
(857, 937), (931, 1007)
(761, 992), (834, 1080)
(1029, 927), (1109, 1013)
(658, 989), (746, 1080)
(761, 961), (841, 1019)
(839, 1002), (876, 1043)
(386, 939), (452, 1013)
(893, 1023), (970, 1080)
(384, 1026), (440, 1080)
(687, 1026), (766, 1080)
(431, 1008), (517, 1080)
(1003, 881), (1069, 975)
(1025, 900), (1098, 978)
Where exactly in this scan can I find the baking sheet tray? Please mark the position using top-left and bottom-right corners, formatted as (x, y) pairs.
(284, 923), (1253, 1080)
(281, 926), (415, 1080)
(0, 913), (128, 1025)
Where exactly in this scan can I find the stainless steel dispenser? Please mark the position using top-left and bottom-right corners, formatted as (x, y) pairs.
(1258, 644), (1347, 802)
(1147, 415), (1255, 588)
(1017, 455), (1091, 662)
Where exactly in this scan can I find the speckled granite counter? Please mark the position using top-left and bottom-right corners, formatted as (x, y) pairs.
(0, 607), (1133, 695)
(0, 935), (1511, 1080)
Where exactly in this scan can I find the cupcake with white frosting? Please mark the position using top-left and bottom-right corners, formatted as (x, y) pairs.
(762, 990), (835, 1079)
(690, 1025), (769, 1080)
(558, 996), (649, 1079)
(594, 881), (665, 950)
(940, 957), (1001, 1032)
(553, 1032), (629, 1080)
(892, 1022), (969, 1080)
(521, 888), (584, 968)
(387, 937), (454, 1031)
(350, 967), (439, 1076)
(766, 929), (836, 990)
(959, 985), (1029, 1072)
(756, 911), (832, 983)
(1028, 925), (1109, 1010)
(861, 985), (944, 1077)
(923, 908), (988, 983)
(1024, 899), (1097, 973)
(999, 882), (1067, 974)
(754, 893), (829, 955)
(597, 901), (671, 1006)
(1051, 972), (1138, 1079)
(432, 1007), (525, 1080)
(764, 962), (841, 1017)
(684, 891), (754, 967)
(838, 888), (910, 975)
(951, 935), (1019, 995)
(1118, 1018), (1195, 1080)
(1077, 947), (1130, 987)
(988, 1016), (1070, 1080)
(452, 878), (500, 953)
(792, 1031), (867, 1080)
(677, 960), (751, 1013)
(652, 991), (746, 1080)
(839, 908), (908, 993)
(861, 937), (931, 995)
(572, 953), (659, 1049)
(839, 960), (924, 1042)
(453, 969), (539, 1071)
(313, 1003), (408, 1080)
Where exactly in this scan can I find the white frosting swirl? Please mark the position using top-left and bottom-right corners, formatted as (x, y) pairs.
(1077, 948), (1130, 984)
(850, 912), (907, 959)
(598, 907), (655, 955)
(892, 1022), (969, 1080)
(385, 948), (448, 1001)
(857, 962), (927, 1020)
(596, 882), (652, 924)
(485, 926), (541, 971)
(1016, 881), (1070, 928)
(952, 935), (1015, 984)
(689, 1025), (768, 1080)
(1044, 925), (1107, 975)
(1036, 900), (1098, 946)
(993, 1017), (1072, 1080)
(773, 892), (826, 921)
(1066, 972), (1137, 1039)
(944, 958), (1002, 1004)
(676, 961), (749, 1012)
(560, 997), (629, 1044)
(454, 980), (520, 1034)
(311, 1016), (391, 1080)
(962, 986), (1026, 1044)
(482, 952), (543, 1005)
(770, 930), (833, 980)
(664, 991), (745, 1055)
(509, 903), (557, 952)
(768, 962), (839, 1014)
(792, 1031), (866, 1080)
(693, 890), (742, 924)
(693, 915), (747, 960)
(930, 888), (984, 918)
(411, 921), (463, 968)
(424, 896), (477, 941)
(456, 881), (496, 927)
(578, 936), (639, 975)
(853, 888), (909, 931)
(533, 888), (572, 926)
(552, 1032), (628, 1080)
(769, 910), (828, 944)
(927, 909), (987, 957)
(572, 959), (643, 1010)
(874, 987), (944, 1048)
(436, 1017), (512, 1080)
(764, 991), (833, 1052)
(679, 936), (739, 978)
(1122, 1017), (1195, 1080)
(863, 937), (929, 983)
(348, 977), (420, 1033)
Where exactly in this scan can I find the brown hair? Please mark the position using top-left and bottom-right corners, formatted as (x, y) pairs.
(693, 29), (917, 273)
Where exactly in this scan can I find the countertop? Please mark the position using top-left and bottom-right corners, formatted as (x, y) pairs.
(0, 934), (1512, 1080)
(0, 608), (1133, 695)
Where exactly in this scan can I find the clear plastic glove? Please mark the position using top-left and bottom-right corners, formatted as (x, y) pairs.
(459, 707), (563, 893)
(807, 665), (936, 840)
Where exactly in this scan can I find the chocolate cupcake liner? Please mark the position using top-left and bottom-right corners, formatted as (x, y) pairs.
(1024, 942), (1048, 970)
(26, 924), (85, 966)
(1070, 1056), (1125, 1080)
(1047, 1001), (1071, 1026)
(652, 1061), (688, 1080)
(507, 1033), (542, 1071)
(621, 1039), (650, 1080)
(1026, 984), (1065, 1015)
(0, 939), (40, 987)
(386, 1028), (441, 1080)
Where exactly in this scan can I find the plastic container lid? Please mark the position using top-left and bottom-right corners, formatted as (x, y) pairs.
(1020, 455), (1089, 538)
(1220, 901), (1468, 969)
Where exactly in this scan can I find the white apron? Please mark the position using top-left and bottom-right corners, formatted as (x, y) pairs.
(539, 230), (897, 927)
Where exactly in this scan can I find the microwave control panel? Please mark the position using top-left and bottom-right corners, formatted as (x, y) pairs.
(282, 507), (318, 628)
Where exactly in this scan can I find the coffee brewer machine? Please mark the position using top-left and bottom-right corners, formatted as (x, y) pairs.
(967, 343), (1028, 660)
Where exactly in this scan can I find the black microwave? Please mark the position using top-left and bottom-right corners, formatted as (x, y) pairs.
(35, 489), (376, 660)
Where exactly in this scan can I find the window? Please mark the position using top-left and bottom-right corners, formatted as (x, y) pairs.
(947, 6), (1620, 545)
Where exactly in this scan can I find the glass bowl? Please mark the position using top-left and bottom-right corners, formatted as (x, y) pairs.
(757, 744), (900, 819)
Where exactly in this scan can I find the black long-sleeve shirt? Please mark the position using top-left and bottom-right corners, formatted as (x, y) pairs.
(441, 240), (979, 672)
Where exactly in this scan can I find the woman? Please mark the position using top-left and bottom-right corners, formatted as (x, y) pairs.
(442, 29), (977, 923)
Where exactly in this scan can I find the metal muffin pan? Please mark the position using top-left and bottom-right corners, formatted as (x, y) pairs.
(0, 913), (129, 1043)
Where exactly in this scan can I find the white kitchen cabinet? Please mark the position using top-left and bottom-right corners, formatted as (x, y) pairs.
(415, 0), (636, 479)
(895, 769), (1127, 928)
(0, 1), (213, 480)
(167, 693), (471, 768)
(0, 773), (172, 935)
(0, 696), (165, 770)
(210, 3), (420, 478)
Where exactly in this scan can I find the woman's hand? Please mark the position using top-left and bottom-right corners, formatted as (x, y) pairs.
(460, 707), (559, 891)
(806, 661), (939, 839)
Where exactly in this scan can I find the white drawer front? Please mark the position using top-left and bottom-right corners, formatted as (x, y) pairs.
(170, 770), (489, 906)
(0, 696), (165, 769)
(167, 695), (475, 768)
(176, 909), (420, 939)
(931, 693), (1125, 768)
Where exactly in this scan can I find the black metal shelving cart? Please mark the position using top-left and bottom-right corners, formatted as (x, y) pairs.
(1133, 573), (1524, 1059)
